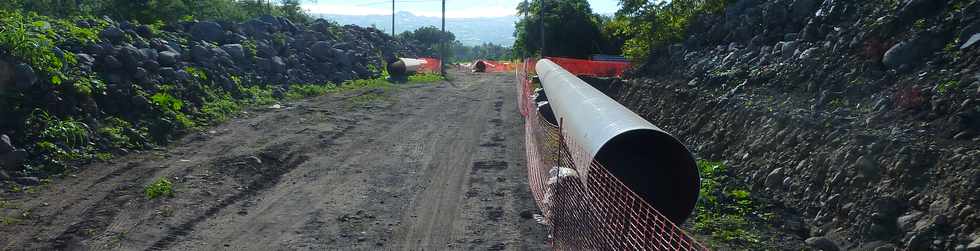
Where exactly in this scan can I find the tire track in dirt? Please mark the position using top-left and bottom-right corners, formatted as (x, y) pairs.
(147, 143), (309, 250)
(0, 70), (549, 250)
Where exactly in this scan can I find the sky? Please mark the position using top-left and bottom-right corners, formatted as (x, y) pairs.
(302, 0), (621, 18)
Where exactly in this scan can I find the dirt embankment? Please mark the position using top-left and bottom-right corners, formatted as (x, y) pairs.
(0, 70), (549, 250)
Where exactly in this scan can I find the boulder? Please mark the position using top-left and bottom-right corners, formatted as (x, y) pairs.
(117, 44), (144, 67)
(100, 27), (126, 43)
(211, 46), (232, 62)
(13, 176), (40, 186)
(159, 51), (179, 66)
(791, 0), (819, 18)
(334, 49), (353, 66)
(271, 56), (286, 73)
(220, 44), (245, 61)
(896, 0), (947, 26)
(0, 149), (27, 171)
(139, 48), (159, 62)
(14, 63), (37, 89)
(0, 134), (13, 154)
(805, 236), (840, 251)
(102, 55), (122, 69)
(962, 33), (980, 50)
(191, 43), (213, 63)
(241, 19), (273, 37)
(135, 24), (153, 38)
(190, 21), (224, 43)
(960, 21), (980, 45)
(882, 36), (943, 69)
(311, 41), (334, 60)
(765, 168), (785, 189)
(76, 53), (96, 67)
(143, 60), (160, 72)
(967, 237), (980, 251)
(0, 60), (12, 87)
(133, 67), (148, 80)
(780, 41), (800, 59)
(256, 42), (277, 57)
(311, 19), (335, 35)
(159, 67), (177, 81)
(800, 47), (819, 60)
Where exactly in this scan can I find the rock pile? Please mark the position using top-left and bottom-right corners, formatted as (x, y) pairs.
(622, 0), (980, 249)
(0, 15), (418, 179)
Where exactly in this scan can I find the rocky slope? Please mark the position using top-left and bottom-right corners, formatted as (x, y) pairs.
(0, 13), (418, 183)
(619, 0), (980, 250)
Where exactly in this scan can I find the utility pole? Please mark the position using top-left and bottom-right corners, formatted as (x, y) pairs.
(441, 0), (446, 76)
(539, 0), (546, 57)
(391, 0), (395, 37)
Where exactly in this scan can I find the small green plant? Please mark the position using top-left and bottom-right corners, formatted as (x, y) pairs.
(693, 160), (766, 248)
(200, 96), (242, 123)
(944, 38), (962, 61)
(150, 93), (184, 112)
(936, 79), (960, 94)
(408, 73), (444, 83)
(27, 111), (90, 148)
(144, 178), (174, 199)
(1, 215), (21, 225)
(828, 98), (847, 110)
(184, 66), (208, 81)
(285, 83), (336, 99)
(912, 19), (927, 31)
(97, 117), (148, 149)
(241, 85), (276, 105)
(242, 39), (258, 58)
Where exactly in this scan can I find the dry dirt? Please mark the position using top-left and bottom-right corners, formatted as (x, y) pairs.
(0, 70), (550, 250)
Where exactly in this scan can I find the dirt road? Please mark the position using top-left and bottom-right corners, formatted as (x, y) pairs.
(0, 70), (549, 250)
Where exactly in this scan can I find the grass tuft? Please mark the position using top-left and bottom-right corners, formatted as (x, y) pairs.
(144, 178), (174, 199)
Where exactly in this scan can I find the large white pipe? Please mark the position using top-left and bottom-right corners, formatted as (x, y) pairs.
(387, 58), (428, 77)
(535, 59), (700, 224)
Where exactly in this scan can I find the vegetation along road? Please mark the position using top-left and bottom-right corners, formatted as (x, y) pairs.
(0, 69), (549, 250)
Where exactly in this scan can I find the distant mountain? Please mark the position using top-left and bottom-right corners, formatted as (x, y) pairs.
(315, 11), (517, 47)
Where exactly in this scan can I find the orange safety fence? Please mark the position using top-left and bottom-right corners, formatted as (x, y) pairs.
(545, 57), (630, 78)
(516, 59), (707, 250)
(417, 57), (442, 73)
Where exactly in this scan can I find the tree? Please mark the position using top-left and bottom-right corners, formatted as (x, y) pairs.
(613, 0), (733, 60)
(512, 0), (604, 59)
(399, 26), (455, 57)
(1, 0), (317, 24)
(451, 42), (512, 62)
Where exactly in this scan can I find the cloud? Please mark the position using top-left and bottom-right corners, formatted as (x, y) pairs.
(303, 4), (393, 16)
(413, 7), (516, 18)
(303, 3), (516, 18)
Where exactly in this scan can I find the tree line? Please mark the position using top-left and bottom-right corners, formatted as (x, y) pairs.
(397, 26), (513, 63)
(513, 0), (734, 60)
(0, 0), (314, 24)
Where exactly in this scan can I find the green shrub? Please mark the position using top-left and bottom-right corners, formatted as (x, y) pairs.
(27, 111), (89, 148)
(0, 10), (77, 85)
(614, 0), (734, 60)
(150, 93), (184, 112)
(97, 117), (148, 149)
(200, 96), (242, 123)
(693, 160), (766, 248)
(241, 85), (276, 105)
(144, 178), (174, 199)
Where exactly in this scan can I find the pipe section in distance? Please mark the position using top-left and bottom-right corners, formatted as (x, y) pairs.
(535, 59), (701, 224)
(387, 58), (427, 77)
